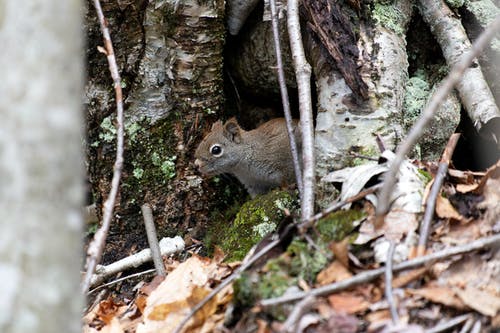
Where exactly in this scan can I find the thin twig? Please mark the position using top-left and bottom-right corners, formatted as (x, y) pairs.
(87, 268), (156, 295)
(260, 233), (500, 306)
(141, 204), (166, 276)
(470, 320), (482, 333)
(269, 0), (303, 195)
(282, 295), (316, 333)
(82, 0), (125, 294)
(426, 313), (472, 333)
(385, 240), (399, 325)
(458, 317), (475, 333)
(173, 237), (283, 333)
(299, 184), (381, 231)
(417, 133), (460, 256)
(375, 15), (500, 224)
(287, 0), (315, 222)
(89, 236), (184, 287)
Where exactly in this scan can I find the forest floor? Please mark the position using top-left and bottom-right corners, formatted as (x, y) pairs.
(82, 157), (500, 333)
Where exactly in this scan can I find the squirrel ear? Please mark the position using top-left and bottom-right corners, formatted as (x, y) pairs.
(211, 121), (223, 131)
(223, 118), (242, 143)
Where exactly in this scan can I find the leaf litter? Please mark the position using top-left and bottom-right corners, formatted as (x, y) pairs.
(83, 159), (500, 332)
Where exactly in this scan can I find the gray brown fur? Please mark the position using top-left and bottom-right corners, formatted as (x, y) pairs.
(195, 118), (301, 197)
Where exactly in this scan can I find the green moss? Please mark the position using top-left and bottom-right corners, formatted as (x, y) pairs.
(125, 121), (143, 142)
(214, 190), (298, 262)
(372, 3), (407, 36)
(316, 209), (366, 242)
(417, 168), (432, 184)
(445, 0), (465, 8)
(287, 239), (329, 282)
(99, 116), (117, 143)
(160, 156), (177, 179)
(403, 76), (430, 129)
(133, 167), (144, 179)
(233, 237), (329, 318)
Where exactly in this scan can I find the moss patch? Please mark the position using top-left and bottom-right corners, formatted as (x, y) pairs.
(210, 190), (298, 262)
(372, 2), (408, 36)
(403, 76), (430, 129)
(316, 209), (366, 242)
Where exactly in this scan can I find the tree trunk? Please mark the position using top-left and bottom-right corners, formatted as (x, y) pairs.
(0, 1), (84, 332)
(85, 0), (226, 258)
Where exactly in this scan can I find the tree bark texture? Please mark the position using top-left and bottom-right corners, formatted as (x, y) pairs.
(418, 0), (500, 142)
(0, 1), (84, 332)
(85, 0), (225, 253)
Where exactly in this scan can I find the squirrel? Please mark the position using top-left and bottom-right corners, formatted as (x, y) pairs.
(194, 118), (301, 197)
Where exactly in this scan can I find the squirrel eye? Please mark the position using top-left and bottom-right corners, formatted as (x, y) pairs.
(210, 144), (223, 157)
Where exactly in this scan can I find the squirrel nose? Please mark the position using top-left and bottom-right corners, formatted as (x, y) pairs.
(194, 159), (202, 169)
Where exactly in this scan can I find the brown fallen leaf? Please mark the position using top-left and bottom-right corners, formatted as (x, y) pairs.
(454, 285), (500, 317)
(328, 292), (371, 314)
(406, 286), (466, 309)
(136, 254), (233, 333)
(435, 196), (467, 223)
(456, 183), (479, 193)
(316, 260), (352, 286)
(97, 298), (126, 325)
(329, 238), (350, 268)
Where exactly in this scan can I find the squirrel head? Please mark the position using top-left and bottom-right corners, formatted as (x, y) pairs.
(194, 118), (244, 176)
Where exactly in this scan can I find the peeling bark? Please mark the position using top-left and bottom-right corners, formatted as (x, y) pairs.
(313, 0), (413, 205)
(85, 0), (226, 258)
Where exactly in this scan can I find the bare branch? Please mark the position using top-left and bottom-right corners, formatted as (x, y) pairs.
(269, 0), (303, 195)
(260, 233), (500, 306)
(89, 236), (184, 288)
(141, 204), (166, 276)
(375, 15), (500, 222)
(427, 314), (472, 333)
(417, 133), (460, 256)
(81, 0), (125, 294)
(385, 240), (399, 325)
(88, 268), (156, 295)
(282, 296), (316, 332)
(418, 0), (500, 141)
(287, 0), (315, 221)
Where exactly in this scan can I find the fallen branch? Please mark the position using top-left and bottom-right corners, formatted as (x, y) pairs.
(287, 0), (315, 221)
(141, 203), (166, 276)
(418, 0), (500, 142)
(89, 236), (184, 288)
(417, 133), (460, 256)
(375, 15), (500, 222)
(427, 313), (472, 333)
(82, 0), (125, 294)
(88, 268), (156, 295)
(260, 233), (500, 306)
(282, 295), (316, 333)
(385, 240), (399, 325)
(269, 0), (303, 195)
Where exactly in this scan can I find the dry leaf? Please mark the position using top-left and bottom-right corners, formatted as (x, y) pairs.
(136, 254), (232, 333)
(456, 183), (479, 193)
(328, 292), (370, 314)
(316, 260), (352, 285)
(435, 196), (466, 222)
(355, 210), (418, 244)
(329, 239), (350, 268)
(406, 287), (466, 309)
(97, 299), (126, 325)
(454, 285), (500, 317)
